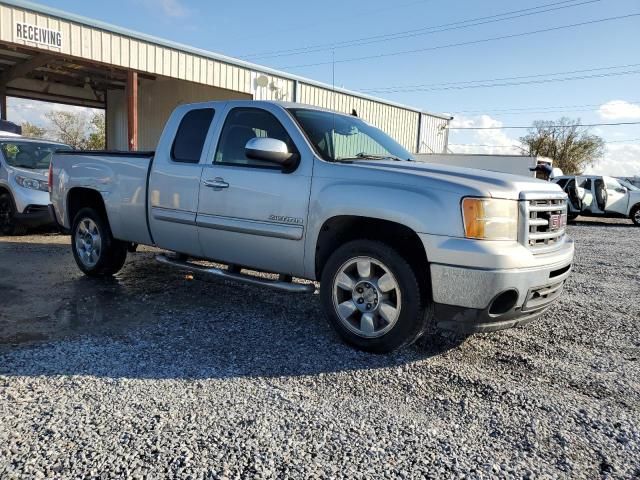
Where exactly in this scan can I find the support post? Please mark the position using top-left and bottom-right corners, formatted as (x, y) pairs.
(0, 87), (6, 121)
(127, 70), (138, 151)
(415, 112), (423, 154)
(293, 79), (300, 103)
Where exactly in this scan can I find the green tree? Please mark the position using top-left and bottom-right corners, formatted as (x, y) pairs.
(86, 112), (105, 150)
(20, 122), (46, 139)
(520, 117), (605, 175)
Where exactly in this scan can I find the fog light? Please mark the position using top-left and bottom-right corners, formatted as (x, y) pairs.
(489, 290), (519, 315)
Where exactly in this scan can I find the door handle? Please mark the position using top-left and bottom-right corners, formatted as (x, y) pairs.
(203, 177), (229, 189)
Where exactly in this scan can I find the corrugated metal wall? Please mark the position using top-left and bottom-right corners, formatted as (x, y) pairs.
(106, 89), (126, 150)
(0, 1), (450, 153)
(417, 113), (449, 153)
(106, 79), (252, 150)
(137, 79), (250, 150)
(0, 3), (294, 102)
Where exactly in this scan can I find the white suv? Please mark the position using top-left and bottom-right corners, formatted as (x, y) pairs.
(0, 134), (72, 235)
(553, 175), (640, 225)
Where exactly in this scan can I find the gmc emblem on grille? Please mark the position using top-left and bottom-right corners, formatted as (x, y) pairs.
(549, 214), (564, 230)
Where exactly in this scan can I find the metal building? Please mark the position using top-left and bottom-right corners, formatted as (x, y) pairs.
(0, 0), (451, 152)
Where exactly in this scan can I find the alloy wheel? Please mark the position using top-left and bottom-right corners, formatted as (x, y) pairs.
(331, 256), (401, 338)
(75, 218), (102, 268)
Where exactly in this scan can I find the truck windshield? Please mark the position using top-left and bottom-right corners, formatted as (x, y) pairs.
(288, 108), (413, 162)
(0, 141), (71, 170)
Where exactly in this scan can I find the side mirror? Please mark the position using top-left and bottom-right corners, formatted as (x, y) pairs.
(616, 187), (627, 194)
(245, 137), (295, 167)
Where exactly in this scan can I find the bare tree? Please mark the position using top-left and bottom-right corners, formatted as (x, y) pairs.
(45, 111), (88, 148)
(44, 110), (105, 149)
(520, 117), (605, 175)
(20, 122), (47, 139)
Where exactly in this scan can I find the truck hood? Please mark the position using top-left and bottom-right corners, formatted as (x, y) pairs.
(348, 159), (563, 199)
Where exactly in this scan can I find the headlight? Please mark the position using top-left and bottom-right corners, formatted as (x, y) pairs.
(461, 197), (518, 241)
(15, 175), (49, 192)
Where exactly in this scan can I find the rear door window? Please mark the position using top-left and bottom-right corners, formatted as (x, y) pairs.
(171, 108), (215, 163)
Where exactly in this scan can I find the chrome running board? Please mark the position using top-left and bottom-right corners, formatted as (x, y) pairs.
(155, 254), (315, 293)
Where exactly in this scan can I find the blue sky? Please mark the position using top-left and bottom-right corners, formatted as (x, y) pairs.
(11, 0), (640, 175)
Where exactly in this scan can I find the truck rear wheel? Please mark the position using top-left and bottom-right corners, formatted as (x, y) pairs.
(320, 240), (432, 353)
(71, 207), (127, 276)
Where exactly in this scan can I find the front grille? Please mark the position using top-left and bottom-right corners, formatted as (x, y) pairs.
(522, 195), (568, 253)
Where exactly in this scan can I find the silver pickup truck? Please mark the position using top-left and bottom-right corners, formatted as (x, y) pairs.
(50, 100), (574, 352)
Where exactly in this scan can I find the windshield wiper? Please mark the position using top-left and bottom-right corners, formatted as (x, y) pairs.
(336, 152), (406, 162)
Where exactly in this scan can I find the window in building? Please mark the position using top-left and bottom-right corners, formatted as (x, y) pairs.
(171, 108), (215, 163)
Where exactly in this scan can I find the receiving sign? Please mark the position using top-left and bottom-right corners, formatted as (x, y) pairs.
(15, 22), (62, 49)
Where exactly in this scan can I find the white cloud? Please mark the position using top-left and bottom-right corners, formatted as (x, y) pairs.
(140, 0), (191, 18)
(585, 143), (640, 177)
(597, 100), (640, 120)
(449, 114), (524, 155)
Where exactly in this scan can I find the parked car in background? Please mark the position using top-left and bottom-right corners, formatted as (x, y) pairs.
(0, 134), (72, 235)
(50, 100), (574, 352)
(553, 175), (640, 225)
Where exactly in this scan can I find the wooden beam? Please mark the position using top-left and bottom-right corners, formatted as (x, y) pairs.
(127, 70), (138, 151)
(0, 53), (55, 85)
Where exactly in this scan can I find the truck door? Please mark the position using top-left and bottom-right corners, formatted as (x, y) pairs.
(147, 107), (215, 257)
(196, 104), (312, 277)
(603, 177), (629, 215)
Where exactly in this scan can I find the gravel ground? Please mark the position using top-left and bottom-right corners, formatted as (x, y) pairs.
(0, 218), (638, 478)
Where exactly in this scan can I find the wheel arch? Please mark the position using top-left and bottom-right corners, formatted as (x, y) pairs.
(0, 184), (13, 200)
(66, 187), (108, 227)
(0, 186), (17, 211)
(314, 215), (429, 287)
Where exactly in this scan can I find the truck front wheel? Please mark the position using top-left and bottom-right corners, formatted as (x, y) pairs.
(320, 240), (432, 353)
(71, 207), (127, 276)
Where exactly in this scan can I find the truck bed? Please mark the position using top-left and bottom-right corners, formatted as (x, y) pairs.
(51, 150), (155, 245)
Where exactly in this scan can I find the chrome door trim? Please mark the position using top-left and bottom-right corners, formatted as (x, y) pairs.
(196, 213), (303, 240)
(151, 206), (196, 225)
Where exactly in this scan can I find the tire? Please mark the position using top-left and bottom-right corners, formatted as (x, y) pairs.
(320, 240), (432, 353)
(631, 204), (640, 226)
(71, 207), (127, 276)
(0, 192), (27, 236)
